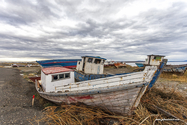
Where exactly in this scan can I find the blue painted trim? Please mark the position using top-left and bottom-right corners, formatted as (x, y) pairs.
(36, 59), (81, 68)
(74, 71), (133, 82)
(81, 56), (107, 60)
(135, 63), (144, 67)
(74, 71), (113, 81)
(148, 59), (167, 89)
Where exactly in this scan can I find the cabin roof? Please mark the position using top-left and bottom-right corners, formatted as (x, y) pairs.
(147, 54), (165, 57)
(81, 56), (107, 60)
(42, 67), (73, 75)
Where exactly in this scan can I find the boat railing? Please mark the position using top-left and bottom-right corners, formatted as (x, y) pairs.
(55, 66), (157, 92)
(59, 72), (143, 89)
(55, 78), (145, 93)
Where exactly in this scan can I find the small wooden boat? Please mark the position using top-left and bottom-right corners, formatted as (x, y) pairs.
(163, 64), (187, 75)
(135, 55), (187, 75)
(35, 55), (167, 115)
(135, 62), (144, 67)
(114, 62), (127, 68)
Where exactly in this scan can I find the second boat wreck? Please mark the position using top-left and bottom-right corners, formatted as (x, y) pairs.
(35, 55), (167, 115)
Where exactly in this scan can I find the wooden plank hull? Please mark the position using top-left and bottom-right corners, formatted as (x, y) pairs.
(37, 85), (145, 114)
(163, 64), (187, 74)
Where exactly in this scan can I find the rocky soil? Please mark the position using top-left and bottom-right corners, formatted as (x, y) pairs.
(0, 67), (43, 125)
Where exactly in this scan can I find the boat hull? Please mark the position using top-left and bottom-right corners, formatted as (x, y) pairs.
(37, 83), (147, 114)
(163, 64), (187, 75)
(135, 63), (144, 67)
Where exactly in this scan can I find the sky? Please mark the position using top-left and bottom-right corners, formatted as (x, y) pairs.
(0, 0), (187, 62)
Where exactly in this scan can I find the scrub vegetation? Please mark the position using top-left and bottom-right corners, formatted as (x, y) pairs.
(160, 71), (187, 83)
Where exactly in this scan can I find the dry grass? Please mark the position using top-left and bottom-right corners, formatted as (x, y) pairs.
(160, 71), (187, 83)
(31, 104), (139, 125)
(140, 87), (187, 124)
(30, 86), (187, 125)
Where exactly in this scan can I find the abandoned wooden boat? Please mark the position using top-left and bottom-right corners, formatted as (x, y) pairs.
(137, 55), (187, 75)
(35, 55), (167, 115)
(135, 62), (144, 67)
(163, 64), (187, 75)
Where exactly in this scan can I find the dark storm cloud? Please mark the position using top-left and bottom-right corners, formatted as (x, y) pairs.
(0, 0), (59, 26)
(0, 0), (187, 61)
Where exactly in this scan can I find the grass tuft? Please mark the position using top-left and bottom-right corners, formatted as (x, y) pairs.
(160, 71), (187, 83)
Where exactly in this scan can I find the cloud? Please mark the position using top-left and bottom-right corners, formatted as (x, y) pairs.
(0, 0), (187, 61)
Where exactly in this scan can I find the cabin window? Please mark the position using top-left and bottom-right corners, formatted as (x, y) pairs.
(94, 59), (101, 64)
(52, 75), (58, 80)
(59, 74), (64, 79)
(87, 58), (93, 63)
(52, 73), (71, 81)
(155, 56), (161, 61)
(65, 73), (70, 78)
(156, 57), (161, 60)
(153, 56), (161, 61)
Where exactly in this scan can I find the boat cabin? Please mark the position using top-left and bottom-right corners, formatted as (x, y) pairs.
(41, 67), (74, 92)
(76, 56), (106, 74)
(144, 55), (165, 66)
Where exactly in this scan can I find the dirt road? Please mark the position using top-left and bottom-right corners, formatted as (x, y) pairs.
(0, 68), (43, 124)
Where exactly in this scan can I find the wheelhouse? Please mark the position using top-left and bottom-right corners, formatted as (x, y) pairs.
(144, 55), (165, 66)
(76, 56), (106, 74)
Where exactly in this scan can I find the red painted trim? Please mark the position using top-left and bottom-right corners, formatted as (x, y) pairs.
(68, 95), (93, 103)
(64, 65), (76, 68)
(75, 95), (93, 100)
(69, 97), (76, 101)
(42, 67), (73, 75)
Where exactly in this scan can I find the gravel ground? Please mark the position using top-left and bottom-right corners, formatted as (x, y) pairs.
(0, 68), (43, 125)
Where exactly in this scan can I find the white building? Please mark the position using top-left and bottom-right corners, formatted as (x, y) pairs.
(76, 56), (106, 74)
(41, 67), (74, 92)
(144, 55), (165, 66)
